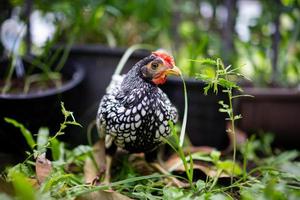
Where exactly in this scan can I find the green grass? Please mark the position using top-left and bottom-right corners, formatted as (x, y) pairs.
(1, 103), (300, 200)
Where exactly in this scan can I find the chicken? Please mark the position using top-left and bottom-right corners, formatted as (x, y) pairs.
(96, 50), (181, 184)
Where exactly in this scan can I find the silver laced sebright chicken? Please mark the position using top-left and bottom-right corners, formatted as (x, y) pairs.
(96, 50), (181, 184)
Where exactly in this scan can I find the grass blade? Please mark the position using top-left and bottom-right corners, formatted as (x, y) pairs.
(179, 75), (188, 147)
(4, 118), (36, 150)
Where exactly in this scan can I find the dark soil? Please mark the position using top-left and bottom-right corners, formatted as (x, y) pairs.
(0, 77), (66, 95)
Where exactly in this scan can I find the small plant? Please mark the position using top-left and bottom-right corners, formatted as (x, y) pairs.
(0, 5), (79, 95)
(194, 58), (253, 184)
(1, 102), (299, 199)
(0, 35), (76, 95)
(5, 102), (81, 157)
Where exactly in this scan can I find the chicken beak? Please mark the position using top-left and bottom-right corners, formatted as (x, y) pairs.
(165, 66), (181, 76)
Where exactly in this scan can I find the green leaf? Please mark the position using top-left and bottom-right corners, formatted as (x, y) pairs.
(234, 114), (243, 120)
(210, 193), (231, 200)
(218, 101), (229, 108)
(61, 102), (70, 118)
(210, 150), (221, 163)
(67, 145), (92, 162)
(280, 162), (300, 179)
(163, 186), (184, 199)
(196, 73), (212, 81)
(191, 153), (213, 162)
(7, 164), (35, 180)
(265, 150), (299, 166)
(196, 180), (206, 191)
(203, 84), (211, 95)
(65, 121), (82, 126)
(9, 171), (36, 200)
(281, 0), (295, 6)
(50, 138), (62, 161)
(41, 173), (75, 192)
(4, 118), (36, 150)
(37, 127), (49, 155)
(217, 160), (242, 176)
(189, 58), (217, 65)
(0, 193), (14, 200)
(218, 78), (238, 89)
(219, 108), (228, 113)
(213, 82), (219, 94)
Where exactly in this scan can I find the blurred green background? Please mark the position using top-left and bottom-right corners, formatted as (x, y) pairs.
(1, 0), (300, 87)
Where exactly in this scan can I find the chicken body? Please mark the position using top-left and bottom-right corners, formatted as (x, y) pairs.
(97, 54), (178, 154)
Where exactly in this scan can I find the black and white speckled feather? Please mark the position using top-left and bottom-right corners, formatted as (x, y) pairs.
(97, 55), (178, 153)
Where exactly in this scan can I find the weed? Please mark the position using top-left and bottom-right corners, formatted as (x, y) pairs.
(194, 58), (253, 185)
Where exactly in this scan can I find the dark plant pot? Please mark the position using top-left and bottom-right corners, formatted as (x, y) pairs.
(160, 77), (229, 149)
(0, 60), (85, 157)
(237, 87), (300, 149)
(66, 45), (149, 138)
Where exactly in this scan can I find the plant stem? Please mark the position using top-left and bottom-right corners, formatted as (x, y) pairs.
(228, 89), (236, 186)
(218, 58), (236, 186)
(1, 57), (16, 94)
(178, 146), (194, 189)
(209, 170), (222, 191)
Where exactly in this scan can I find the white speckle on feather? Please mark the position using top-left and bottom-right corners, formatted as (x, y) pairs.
(135, 120), (141, 128)
(131, 135), (136, 141)
(135, 114), (141, 121)
(159, 124), (165, 134)
(137, 103), (142, 110)
(131, 123), (135, 130)
(141, 109), (146, 116)
(117, 107), (125, 113)
(159, 113), (163, 121)
(132, 107), (137, 113)
(125, 109), (131, 116)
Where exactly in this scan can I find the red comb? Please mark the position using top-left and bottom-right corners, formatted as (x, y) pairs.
(152, 50), (175, 67)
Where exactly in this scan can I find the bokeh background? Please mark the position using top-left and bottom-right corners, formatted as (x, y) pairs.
(1, 0), (299, 86)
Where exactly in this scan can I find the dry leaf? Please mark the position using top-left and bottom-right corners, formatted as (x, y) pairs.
(35, 153), (52, 184)
(84, 139), (107, 183)
(83, 140), (132, 200)
(0, 179), (14, 196)
(184, 146), (215, 154)
(165, 154), (230, 181)
(164, 146), (215, 171)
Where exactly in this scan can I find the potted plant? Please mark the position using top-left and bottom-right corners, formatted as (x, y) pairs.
(0, 7), (85, 157)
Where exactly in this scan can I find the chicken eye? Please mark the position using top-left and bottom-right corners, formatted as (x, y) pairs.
(151, 62), (159, 70)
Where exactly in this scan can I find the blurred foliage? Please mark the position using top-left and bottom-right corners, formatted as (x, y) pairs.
(10, 0), (173, 47)
(236, 0), (300, 86)
(4, 0), (300, 86)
